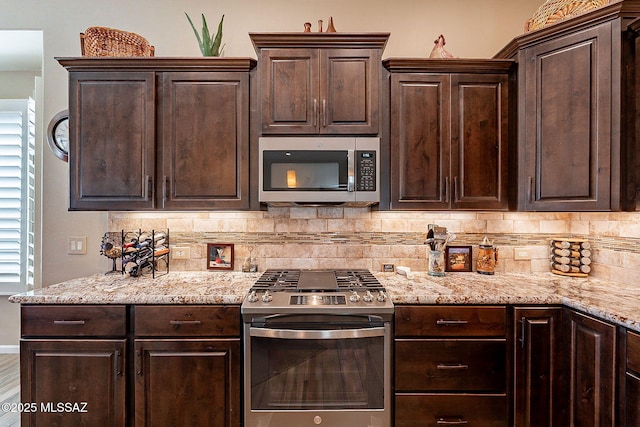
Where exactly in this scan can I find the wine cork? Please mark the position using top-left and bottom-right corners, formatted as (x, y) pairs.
(553, 248), (571, 257)
(554, 241), (571, 249)
(553, 256), (571, 264)
(581, 257), (591, 265)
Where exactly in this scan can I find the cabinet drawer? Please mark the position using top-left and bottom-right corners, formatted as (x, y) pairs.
(628, 330), (640, 373)
(21, 305), (127, 337)
(395, 339), (506, 391)
(395, 306), (506, 337)
(134, 305), (240, 337)
(395, 394), (507, 427)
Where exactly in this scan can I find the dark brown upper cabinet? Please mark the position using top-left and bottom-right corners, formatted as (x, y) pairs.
(250, 33), (389, 135)
(385, 59), (514, 210)
(58, 58), (256, 211)
(496, 2), (640, 211)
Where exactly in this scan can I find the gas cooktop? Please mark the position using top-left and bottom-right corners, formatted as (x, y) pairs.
(250, 269), (384, 292)
(242, 269), (393, 316)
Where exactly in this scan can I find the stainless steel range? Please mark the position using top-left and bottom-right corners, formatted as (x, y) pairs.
(241, 269), (393, 427)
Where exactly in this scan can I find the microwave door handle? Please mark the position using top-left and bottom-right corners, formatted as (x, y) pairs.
(348, 149), (355, 192)
(250, 326), (386, 340)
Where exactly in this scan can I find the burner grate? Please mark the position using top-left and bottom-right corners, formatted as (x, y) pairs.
(251, 269), (383, 292)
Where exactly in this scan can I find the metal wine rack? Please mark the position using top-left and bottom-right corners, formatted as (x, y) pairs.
(120, 229), (170, 278)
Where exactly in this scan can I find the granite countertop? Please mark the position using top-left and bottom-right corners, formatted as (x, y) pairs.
(8, 270), (640, 332)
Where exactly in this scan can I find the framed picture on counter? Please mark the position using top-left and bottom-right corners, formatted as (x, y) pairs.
(207, 243), (234, 270)
(445, 245), (472, 272)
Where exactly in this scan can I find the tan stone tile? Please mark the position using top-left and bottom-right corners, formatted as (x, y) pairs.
(354, 218), (382, 232)
(166, 218), (195, 232)
(246, 219), (275, 233)
(539, 220), (570, 234)
(344, 208), (371, 218)
(327, 219), (356, 232)
(274, 219), (327, 232)
(455, 220), (488, 233)
(513, 220), (540, 234)
(569, 220), (589, 235)
(617, 221), (640, 239)
(486, 219), (513, 233)
(531, 258), (552, 272)
(589, 220), (621, 237)
(194, 218), (248, 232)
(380, 218), (412, 232)
(290, 207), (318, 219)
(477, 213), (505, 220)
(318, 207), (344, 219)
(593, 248), (623, 267)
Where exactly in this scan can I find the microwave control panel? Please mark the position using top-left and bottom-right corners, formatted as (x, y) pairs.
(356, 151), (376, 191)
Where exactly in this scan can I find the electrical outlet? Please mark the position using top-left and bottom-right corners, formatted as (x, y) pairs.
(172, 247), (191, 260)
(68, 236), (87, 255)
(514, 247), (531, 260)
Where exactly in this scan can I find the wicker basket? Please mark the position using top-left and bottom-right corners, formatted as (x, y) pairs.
(80, 26), (155, 57)
(525, 0), (610, 32)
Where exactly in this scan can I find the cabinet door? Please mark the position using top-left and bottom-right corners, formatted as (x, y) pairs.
(626, 372), (640, 427)
(135, 339), (240, 427)
(513, 307), (564, 427)
(69, 71), (155, 210)
(21, 339), (126, 427)
(451, 73), (509, 210)
(320, 48), (380, 134)
(564, 309), (616, 426)
(159, 72), (249, 209)
(390, 73), (450, 209)
(260, 48), (319, 134)
(522, 23), (612, 211)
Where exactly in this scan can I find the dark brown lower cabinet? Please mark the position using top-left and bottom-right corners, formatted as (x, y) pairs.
(564, 309), (616, 427)
(513, 307), (563, 427)
(623, 330), (640, 427)
(626, 373), (640, 427)
(394, 305), (508, 427)
(20, 339), (126, 427)
(134, 339), (240, 427)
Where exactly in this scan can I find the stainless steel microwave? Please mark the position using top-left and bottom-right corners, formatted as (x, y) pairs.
(259, 137), (380, 206)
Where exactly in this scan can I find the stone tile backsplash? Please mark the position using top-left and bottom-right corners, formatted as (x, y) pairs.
(108, 208), (640, 284)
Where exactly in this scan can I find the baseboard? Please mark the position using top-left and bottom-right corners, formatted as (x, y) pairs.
(0, 345), (19, 354)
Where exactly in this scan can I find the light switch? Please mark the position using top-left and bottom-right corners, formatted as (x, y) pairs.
(68, 236), (87, 255)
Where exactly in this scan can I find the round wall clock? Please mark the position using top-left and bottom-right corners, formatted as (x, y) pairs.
(47, 110), (69, 162)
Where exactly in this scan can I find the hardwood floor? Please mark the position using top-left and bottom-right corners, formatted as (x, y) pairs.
(0, 354), (20, 426)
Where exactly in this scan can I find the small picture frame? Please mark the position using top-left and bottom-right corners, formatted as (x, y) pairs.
(445, 245), (473, 272)
(207, 243), (234, 270)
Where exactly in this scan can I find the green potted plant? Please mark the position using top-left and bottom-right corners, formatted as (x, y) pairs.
(185, 12), (225, 57)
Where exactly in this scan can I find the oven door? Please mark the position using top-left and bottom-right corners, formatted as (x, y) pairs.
(244, 313), (391, 427)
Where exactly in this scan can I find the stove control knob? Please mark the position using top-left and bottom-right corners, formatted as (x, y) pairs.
(262, 290), (273, 303)
(363, 290), (374, 303)
(349, 291), (360, 303)
(377, 290), (387, 302)
(248, 290), (259, 303)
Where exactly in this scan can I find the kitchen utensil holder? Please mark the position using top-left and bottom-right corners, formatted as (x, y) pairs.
(121, 228), (170, 278)
(550, 237), (591, 277)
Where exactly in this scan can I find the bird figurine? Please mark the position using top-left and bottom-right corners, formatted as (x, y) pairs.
(429, 34), (455, 59)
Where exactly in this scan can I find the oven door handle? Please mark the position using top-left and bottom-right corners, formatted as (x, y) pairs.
(249, 326), (386, 340)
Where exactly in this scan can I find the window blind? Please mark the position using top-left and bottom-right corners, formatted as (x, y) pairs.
(0, 99), (35, 294)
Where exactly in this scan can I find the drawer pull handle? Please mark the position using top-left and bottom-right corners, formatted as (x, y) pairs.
(436, 417), (468, 425)
(169, 320), (202, 325)
(436, 319), (468, 326)
(436, 363), (469, 370)
(53, 320), (86, 325)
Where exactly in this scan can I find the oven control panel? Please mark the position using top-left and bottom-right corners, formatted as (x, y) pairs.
(290, 295), (346, 305)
